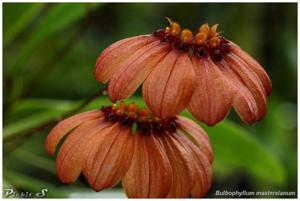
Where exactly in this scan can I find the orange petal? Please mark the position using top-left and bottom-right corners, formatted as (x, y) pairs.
(55, 118), (108, 183)
(82, 124), (134, 192)
(179, 135), (212, 197)
(216, 61), (259, 124)
(159, 133), (195, 198)
(229, 41), (272, 96)
(176, 116), (213, 163)
(94, 35), (157, 83)
(144, 134), (172, 198)
(190, 149), (212, 198)
(108, 43), (171, 102)
(123, 133), (172, 198)
(224, 54), (267, 120)
(45, 110), (103, 155)
(143, 50), (195, 119)
(82, 124), (119, 183)
(122, 133), (149, 198)
(188, 55), (232, 126)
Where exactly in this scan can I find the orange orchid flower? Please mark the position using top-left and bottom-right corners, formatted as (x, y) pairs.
(94, 18), (272, 125)
(45, 102), (213, 198)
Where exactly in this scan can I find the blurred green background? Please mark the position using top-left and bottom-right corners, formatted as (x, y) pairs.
(3, 3), (297, 198)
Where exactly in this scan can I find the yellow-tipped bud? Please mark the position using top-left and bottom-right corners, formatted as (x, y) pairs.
(128, 103), (138, 113)
(165, 26), (171, 33)
(165, 17), (181, 36)
(127, 103), (138, 119)
(139, 108), (148, 117)
(195, 32), (207, 45)
(171, 22), (181, 36)
(181, 29), (193, 44)
(199, 23), (210, 36)
(119, 101), (126, 113)
(112, 103), (118, 110)
(209, 24), (219, 38)
(138, 108), (149, 121)
(209, 36), (221, 47)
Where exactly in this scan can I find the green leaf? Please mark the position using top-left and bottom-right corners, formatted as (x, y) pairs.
(3, 3), (46, 47)
(10, 149), (56, 174)
(3, 110), (64, 140)
(11, 98), (75, 114)
(11, 3), (96, 73)
(3, 96), (104, 141)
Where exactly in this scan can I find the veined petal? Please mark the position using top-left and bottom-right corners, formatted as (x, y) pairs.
(216, 61), (259, 123)
(159, 133), (195, 198)
(82, 124), (119, 184)
(143, 50), (195, 119)
(94, 35), (157, 83)
(83, 124), (133, 192)
(55, 118), (108, 183)
(176, 116), (213, 163)
(45, 110), (102, 155)
(179, 135), (212, 198)
(123, 133), (172, 198)
(190, 149), (212, 198)
(145, 134), (172, 198)
(229, 41), (272, 96)
(224, 54), (267, 120)
(108, 43), (171, 102)
(188, 55), (232, 126)
(122, 133), (149, 197)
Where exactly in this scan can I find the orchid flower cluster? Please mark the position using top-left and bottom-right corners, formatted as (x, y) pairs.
(45, 18), (271, 198)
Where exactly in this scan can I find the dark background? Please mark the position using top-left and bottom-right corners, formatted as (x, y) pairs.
(3, 3), (297, 198)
